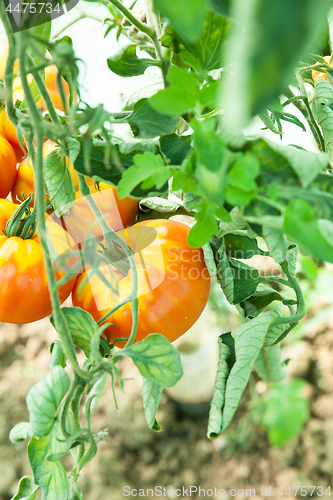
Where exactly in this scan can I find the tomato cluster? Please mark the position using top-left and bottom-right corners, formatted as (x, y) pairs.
(0, 42), (210, 346)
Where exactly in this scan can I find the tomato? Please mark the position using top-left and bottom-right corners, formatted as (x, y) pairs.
(0, 134), (17, 199)
(0, 110), (27, 161)
(58, 179), (139, 246)
(312, 55), (331, 82)
(11, 139), (79, 206)
(72, 219), (211, 346)
(0, 40), (70, 152)
(0, 199), (77, 324)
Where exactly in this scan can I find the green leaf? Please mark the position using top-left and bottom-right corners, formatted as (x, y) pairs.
(187, 200), (219, 247)
(221, 311), (278, 430)
(202, 242), (217, 277)
(264, 139), (329, 187)
(44, 150), (76, 217)
(26, 366), (70, 437)
(216, 250), (234, 304)
(224, 232), (265, 259)
(127, 99), (179, 138)
(50, 307), (107, 358)
(262, 379), (309, 446)
(117, 153), (170, 199)
(87, 373), (108, 414)
(254, 344), (287, 383)
(281, 244), (298, 278)
(11, 476), (39, 500)
(49, 340), (66, 370)
(28, 409), (75, 500)
(107, 45), (160, 77)
(182, 12), (231, 70)
(283, 199), (333, 263)
(9, 422), (33, 444)
(160, 134), (192, 165)
(209, 0), (231, 18)
(192, 118), (229, 172)
(73, 139), (167, 198)
(228, 258), (266, 304)
(314, 79), (333, 162)
(142, 378), (163, 431)
(262, 225), (287, 263)
(207, 338), (231, 439)
(222, 0), (332, 128)
(240, 287), (284, 318)
(67, 137), (80, 166)
(115, 334), (183, 387)
(153, 0), (208, 42)
(150, 66), (199, 116)
(139, 196), (182, 213)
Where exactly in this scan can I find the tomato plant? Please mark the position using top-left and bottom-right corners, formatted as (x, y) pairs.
(73, 219), (211, 346)
(0, 0), (333, 497)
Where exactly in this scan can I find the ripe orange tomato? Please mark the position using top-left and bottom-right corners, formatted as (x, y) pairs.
(312, 55), (331, 82)
(72, 219), (211, 346)
(0, 110), (27, 160)
(58, 179), (138, 246)
(11, 139), (79, 206)
(0, 199), (77, 324)
(0, 39), (70, 152)
(0, 134), (17, 199)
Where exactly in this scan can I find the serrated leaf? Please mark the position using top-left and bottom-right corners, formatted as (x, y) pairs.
(67, 137), (80, 166)
(262, 225), (287, 263)
(283, 199), (333, 263)
(115, 334), (183, 387)
(224, 232), (265, 260)
(240, 287), (284, 318)
(254, 344), (287, 383)
(28, 409), (75, 500)
(44, 150), (76, 217)
(139, 197), (182, 212)
(11, 476), (39, 500)
(9, 422), (33, 444)
(160, 134), (192, 165)
(207, 338), (231, 439)
(107, 45), (160, 77)
(182, 11), (231, 70)
(202, 242), (217, 277)
(216, 250), (234, 304)
(229, 258), (265, 304)
(117, 153), (170, 199)
(49, 340), (66, 370)
(221, 311), (278, 430)
(153, 0), (208, 42)
(264, 139), (329, 187)
(50, 307), (103, 358)
(150, 66), (199, 116)
(26, 366), (70, 437)
(127, 99), (179, 138)
(142, 378), (163, 431)
(187, 200), (219, 247)
(73, 139), (166, 198)
(315, 79), (333, 162)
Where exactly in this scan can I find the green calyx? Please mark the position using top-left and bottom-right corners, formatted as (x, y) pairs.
(5, 195), (37, 240)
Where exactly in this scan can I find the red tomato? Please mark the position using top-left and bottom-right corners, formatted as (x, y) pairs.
(58, 179), (138, 246)
(0, 199), (77, 324)
(0, 135), (17, 199)
(72, 219), (211, 346)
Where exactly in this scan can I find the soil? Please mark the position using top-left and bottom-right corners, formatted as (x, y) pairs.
(1, 282), (333, 500)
